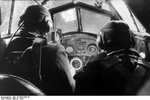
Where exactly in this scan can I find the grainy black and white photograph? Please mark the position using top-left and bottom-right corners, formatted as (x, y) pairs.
(0, 0), (150, 97)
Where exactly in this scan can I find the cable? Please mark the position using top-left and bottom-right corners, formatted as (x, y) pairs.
(7, 21), (24, 47)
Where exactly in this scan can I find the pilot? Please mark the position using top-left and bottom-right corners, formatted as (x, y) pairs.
(12, 5), (75, 95)
(1, 4), (54, 75)
(74, 20), (145, 95)
(5, 4), (52, 55)
(1, 4), (46, 77)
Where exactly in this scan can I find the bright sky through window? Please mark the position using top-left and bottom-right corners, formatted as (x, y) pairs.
(111, 0), (137, 31)
(110, 0), (146, 32)
(61, 9), (77, 22)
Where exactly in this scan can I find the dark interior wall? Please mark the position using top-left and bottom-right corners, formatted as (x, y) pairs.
(142, 0), (150, 32)
(125, 0), (144, 14)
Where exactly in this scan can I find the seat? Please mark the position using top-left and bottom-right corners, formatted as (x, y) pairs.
(16, 38), (45, 88)
(1, 36), (33, 76)
(0, 74), (44, 95)
(20, 37), (75, 94)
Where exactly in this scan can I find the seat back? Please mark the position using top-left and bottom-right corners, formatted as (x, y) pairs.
(1, 36), (33, 74)
(18, 37), (45, 88)
(0, 74), (44, 95)
(21, 37), (75, 94)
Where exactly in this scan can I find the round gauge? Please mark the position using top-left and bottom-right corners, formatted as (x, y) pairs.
(66, 46), (74, 54)
(70, 57), (83, 71)
(87, 44), (98, 55)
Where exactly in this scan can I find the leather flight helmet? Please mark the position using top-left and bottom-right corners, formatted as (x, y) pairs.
(18, 5), (53, 34)
(97, 20), (135, 51)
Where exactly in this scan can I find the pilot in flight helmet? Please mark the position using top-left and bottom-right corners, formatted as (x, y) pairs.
(19, 5), (53, 35)
(97, 20), (135, 52)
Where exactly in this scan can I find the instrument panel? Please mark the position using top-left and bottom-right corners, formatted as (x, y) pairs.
(61, 34), (99, 72)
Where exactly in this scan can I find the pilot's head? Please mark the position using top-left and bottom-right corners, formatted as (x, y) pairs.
(19, 5), (53, 36)
(97, 20), (135, 52)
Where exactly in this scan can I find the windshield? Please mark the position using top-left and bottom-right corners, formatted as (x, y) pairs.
(81, 8), (111, 34)
(53, 8), (78, 34)
(0, 0), (147, 37)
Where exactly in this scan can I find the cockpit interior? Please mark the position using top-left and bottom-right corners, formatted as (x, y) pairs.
(1, 0), (150, 95)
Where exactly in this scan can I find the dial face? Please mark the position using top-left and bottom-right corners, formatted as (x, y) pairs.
(66, 46), (74, 54)
(70, 57), (83, 71)
(87, 45), (98, 55)
(72, 60), (81, 69)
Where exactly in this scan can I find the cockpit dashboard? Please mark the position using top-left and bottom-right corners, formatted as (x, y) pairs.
(61, 33), (99, 72)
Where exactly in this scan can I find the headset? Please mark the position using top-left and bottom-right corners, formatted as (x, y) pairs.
(97, 24), (135, 51)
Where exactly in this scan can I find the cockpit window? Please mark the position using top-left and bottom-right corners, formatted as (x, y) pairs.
(80, 8), (111, 34)
(0, 0), (11, 36)
(110, 0), (146, 33)
(53, 8), (78, 34)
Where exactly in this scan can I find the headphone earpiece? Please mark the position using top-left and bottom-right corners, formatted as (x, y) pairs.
(39, 16), (51, 33)
(97, 32), (106, 51)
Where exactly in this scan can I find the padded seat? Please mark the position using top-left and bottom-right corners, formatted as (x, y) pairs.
(0, 74), (44, 95)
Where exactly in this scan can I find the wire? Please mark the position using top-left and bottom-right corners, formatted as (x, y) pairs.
(7, 21), (24, 47)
